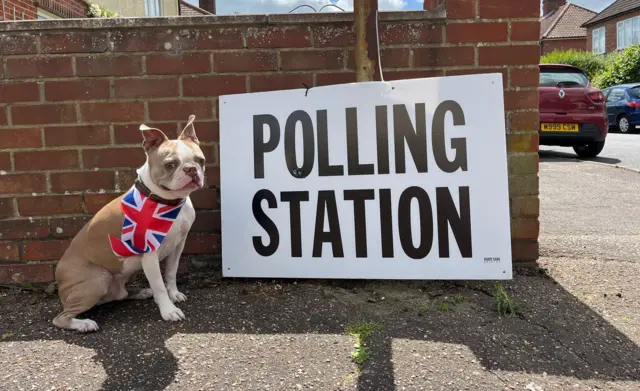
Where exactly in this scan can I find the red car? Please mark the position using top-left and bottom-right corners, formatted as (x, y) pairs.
(538, 64), (608, 158)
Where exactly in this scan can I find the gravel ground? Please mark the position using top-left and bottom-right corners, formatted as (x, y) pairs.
(0, 159), (639, 391)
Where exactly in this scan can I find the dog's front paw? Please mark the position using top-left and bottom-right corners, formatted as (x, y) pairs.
(160, 304), (185, 322)
(168, 289), (187, 303)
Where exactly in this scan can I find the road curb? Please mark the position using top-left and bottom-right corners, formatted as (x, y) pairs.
(540, 154), (640, 174)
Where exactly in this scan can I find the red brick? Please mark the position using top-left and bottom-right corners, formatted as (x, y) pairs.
(113, 123), (177, 144)
(0, 82), (40, 103)
(183, 75), (246, 97)
(14, 150), (79, 171)
(117, 169), (137, 190)
(0, 264), (54, 284)
(0, 34), (38, 55)
(11, 104), (77, 126)
(206, 166), (220, 186)
(0, 199), (14, 218)
(76, 55), (143, 77)
(511, 21), (541, 42)
(84, 193), (120, 214)
(80, 102), (145, 123)
(510, 196), (539, 218)
(51, 216), (91, 238)
(316, 72), (357, 86)
(146, 53), (211, 75)
(50, 171), (115, 192)
(0, 241), (19, 262)
(281, 50), (344, 71)
(0, 128), (42, 149)
(178, 120), (219, 143)
(18, 195), (83, 216)
(5, 57), (73, 79)
(148, 100), (213, 121)
(109, 30), (175, 52)
(380, 23), (443, 45)
(44, 79), (110, 102)
(0, 153), (10, 171)
(504, 90), (538, 111)
(511, 67), (539, 88)
(247, 26), (310, 48)
(0, 108), (6, 126)
(0, 218), (49, 240)
(447, 22), (508, 43)
(447, 0), (476, 19)
(190, 188), (218, 209)
(479, 45), (540, 66)
(83, 148), (145, 169)
(384, 70), (444, 81)
(250, 74), (313, 93)
(479, 0), (539, 18)
(511, 239), (538, 262)
(0, 174), (47, 194)
(508, 133), (539, 153)
(41, 32), (108, 54)
(511, 219), (539, 239)
(183, 234), (219, 254)
(347, 48), (410, 70)
(44, 125), (110, 147)
(110, 28), (244, 52)
(192, 210), (220, 232)
(510, 111), (540, 132)
(21, 240), (71, 261)
(312, 24), (354, 47)
(446, 68), (508, 86)
(191, 28), (244, 49)
(214, 51), (278, 73)
(414, 47), (475, 67)
(114, 78), (179, 99)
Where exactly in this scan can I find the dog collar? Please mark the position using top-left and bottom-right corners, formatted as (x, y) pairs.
(134, 179), (184, 206)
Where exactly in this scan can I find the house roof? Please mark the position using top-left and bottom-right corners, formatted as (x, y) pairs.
(582, 0), (640, 28)
(541, 3), (597, 40)
(178, 0), (213, 16)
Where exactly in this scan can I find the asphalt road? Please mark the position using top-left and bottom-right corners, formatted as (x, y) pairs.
(540, 132), (640, 171)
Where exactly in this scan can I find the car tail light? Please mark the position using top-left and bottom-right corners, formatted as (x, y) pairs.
(627, 101), (640, 109)
(587, 91), (605, 103)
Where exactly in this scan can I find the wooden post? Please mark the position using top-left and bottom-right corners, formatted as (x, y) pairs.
(354, 0), (380, 82)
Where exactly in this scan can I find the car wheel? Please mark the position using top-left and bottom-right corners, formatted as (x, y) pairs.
(573, 141), (605, 158)
(617, 115), (630, 133)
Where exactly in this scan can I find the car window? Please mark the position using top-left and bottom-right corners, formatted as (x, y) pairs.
(539, 69), (589, 88)
(628, 87), (640, 99)
(607, 88), (626, 102)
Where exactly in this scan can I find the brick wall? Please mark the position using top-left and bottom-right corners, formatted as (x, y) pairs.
(586, 10), (640, 54)
(0, 0), (86, 21)
(541, 38), (587, 55)
(0, 0), (541, 284)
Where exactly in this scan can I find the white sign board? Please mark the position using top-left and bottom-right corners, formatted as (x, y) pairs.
(219, 74), (512, 280)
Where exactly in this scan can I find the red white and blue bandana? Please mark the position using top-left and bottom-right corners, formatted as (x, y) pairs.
(109, 182), (185, 258)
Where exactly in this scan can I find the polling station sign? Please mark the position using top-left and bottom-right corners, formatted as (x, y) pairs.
(219, 74), (512, 280)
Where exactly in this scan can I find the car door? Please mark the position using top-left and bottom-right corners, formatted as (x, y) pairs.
(606, 88), (625, 124)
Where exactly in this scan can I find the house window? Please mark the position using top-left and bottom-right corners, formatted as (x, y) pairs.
(144, 0), (162, 16)
(37, 8), (60, 19)
(617, 16), (640, 50)
(592, 27), (606, 54)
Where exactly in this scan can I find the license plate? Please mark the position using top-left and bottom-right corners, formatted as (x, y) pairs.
(541, 123), (579, 132)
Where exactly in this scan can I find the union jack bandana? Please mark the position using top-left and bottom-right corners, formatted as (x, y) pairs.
(109, 181), (185, 257)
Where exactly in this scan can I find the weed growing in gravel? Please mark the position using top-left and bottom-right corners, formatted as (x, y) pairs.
(454, 294), (465, 303)
(493, 282), (519, 317)
(345, 321), (383, 367)
(438, 302), (451, 311)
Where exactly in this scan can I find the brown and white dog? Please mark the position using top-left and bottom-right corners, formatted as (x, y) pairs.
(53, 115), (206, 333)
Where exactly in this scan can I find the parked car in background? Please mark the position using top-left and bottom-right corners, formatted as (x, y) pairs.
(538, 64), (608, 158)
(602, 84), (640, 134)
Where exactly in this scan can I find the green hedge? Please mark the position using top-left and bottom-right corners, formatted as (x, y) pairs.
(540, 45), (640, 90)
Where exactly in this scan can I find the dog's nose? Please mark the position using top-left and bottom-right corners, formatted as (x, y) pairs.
(183, 165), (198, 177)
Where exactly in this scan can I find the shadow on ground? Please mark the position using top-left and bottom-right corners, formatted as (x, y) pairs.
(539, 149), (622, 165)
(1, 267), (639, 390)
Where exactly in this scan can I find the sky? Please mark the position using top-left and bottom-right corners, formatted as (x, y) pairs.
(186, 0), (615, 15)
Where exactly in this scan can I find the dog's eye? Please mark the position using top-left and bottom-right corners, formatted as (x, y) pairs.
(164, 162), (177, 170)
(196, 157), (206, 166)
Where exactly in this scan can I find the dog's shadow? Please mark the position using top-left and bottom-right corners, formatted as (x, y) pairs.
(2, 268), (640, 391)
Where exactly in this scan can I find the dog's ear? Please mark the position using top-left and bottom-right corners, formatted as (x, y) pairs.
(178, 115), (199, 145)
(140, 124), (168, 152)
